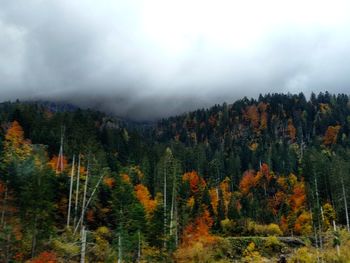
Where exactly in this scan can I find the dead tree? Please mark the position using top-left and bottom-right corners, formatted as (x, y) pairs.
(74, 154), (81, 228)
(67, 155), (75, 228)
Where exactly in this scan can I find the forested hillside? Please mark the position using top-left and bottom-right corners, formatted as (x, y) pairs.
(1, 93), (350, 262)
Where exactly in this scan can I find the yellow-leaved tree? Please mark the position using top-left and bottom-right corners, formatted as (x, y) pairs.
(3, 121), (31, 163)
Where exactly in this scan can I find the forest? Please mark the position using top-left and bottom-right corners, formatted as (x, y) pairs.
(1, 92), (350, 262)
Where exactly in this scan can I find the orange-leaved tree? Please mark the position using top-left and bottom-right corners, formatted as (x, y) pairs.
(239, 170), (256, 195)
(182, 171), (206, 195)
(180, 208), (215, 246)
(48, 155), (68, 173)
(134, 184), (157, 218)
(323, 125), (341, 146)
(244, 105), (260, 130)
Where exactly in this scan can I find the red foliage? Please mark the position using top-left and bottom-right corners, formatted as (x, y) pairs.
(323, 125), (341, 146)
(87, 209), (95, 223)
(182, 171), (206, 194)
(30, 251), (57, 263)
(280, 215), (288, 233)
(260, 163), (270, 180)
(287, 119), (296, 141)
(239, 170), (256, 195)
(289, 182), (306, 212)
(0, 181), (5, 194)
(181, 209), (215, 246)
(239, 164), (272, 195)
(244, 105), (259, 129)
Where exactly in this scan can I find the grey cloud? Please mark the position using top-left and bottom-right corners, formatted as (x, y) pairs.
(1, 1), (350, 120)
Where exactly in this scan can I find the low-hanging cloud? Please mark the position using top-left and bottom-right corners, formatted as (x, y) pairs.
(1, 0), (350, 120)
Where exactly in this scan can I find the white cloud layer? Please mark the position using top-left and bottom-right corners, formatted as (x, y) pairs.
(0, 0), (350, 119)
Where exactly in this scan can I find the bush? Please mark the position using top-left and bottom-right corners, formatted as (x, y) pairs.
(242, 242), (264, 263)
(266, 223), (283, 236)
(246, 220), (282, 236)
(220, 219), (235, 234)
(264, 236), (283, 254)
(290, 247), (316, 263)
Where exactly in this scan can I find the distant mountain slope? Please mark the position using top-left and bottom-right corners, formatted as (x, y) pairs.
(152, 92), (350, 173)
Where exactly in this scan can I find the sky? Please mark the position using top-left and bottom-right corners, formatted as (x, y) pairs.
(1, 0), (350, 120)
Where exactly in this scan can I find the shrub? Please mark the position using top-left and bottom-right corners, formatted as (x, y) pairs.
(220, 219), (235, 234)
(246, 220), (282, 236)
(266, 223), (283, 236)
(242, 242), (264, 263)
(264, 236), (283, 254)
(290, 247), (316, 263)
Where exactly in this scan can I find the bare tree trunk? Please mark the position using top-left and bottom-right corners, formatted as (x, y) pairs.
(67, 155), (75, 228)
(315, 177), (324, 256)
(118, 232), (122, 263)
(56, 126), (65, 173)
(169, 168), (176, 236)
(80, 226), (86, 263)
(81, 160), (89, 229)
(74, 173), (104, 235)
(137, 230), (141, 263)
(341, 177), (350, 232)
(74, 154), (81, 228)
(174, 198), (178, 248)
(311, 208), (320, 263)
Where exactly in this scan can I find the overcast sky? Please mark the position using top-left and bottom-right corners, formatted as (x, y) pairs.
(1, 0), (350, 120)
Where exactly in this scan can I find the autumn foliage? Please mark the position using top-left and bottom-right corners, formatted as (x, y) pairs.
(182, 171), (206, 194)
(209, 178), (232, 216)
(209, 188), (219, 215)
(244, 105), (260, 130)
(3, 121), (31, 162)
(103, 176), (116, 188)
(239, 164), (272, 195)
(289, 181), (306, 212)
(121, 173), (131, 184)
(287, 119), (296, 141)
(48, 155), (68, 173)
(323, 125), (341, 146)
(134, 184), (157, 217)
(29, 251), (57, 263)
(180, 209), (215, 246)
(239, 170), (256, 195)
